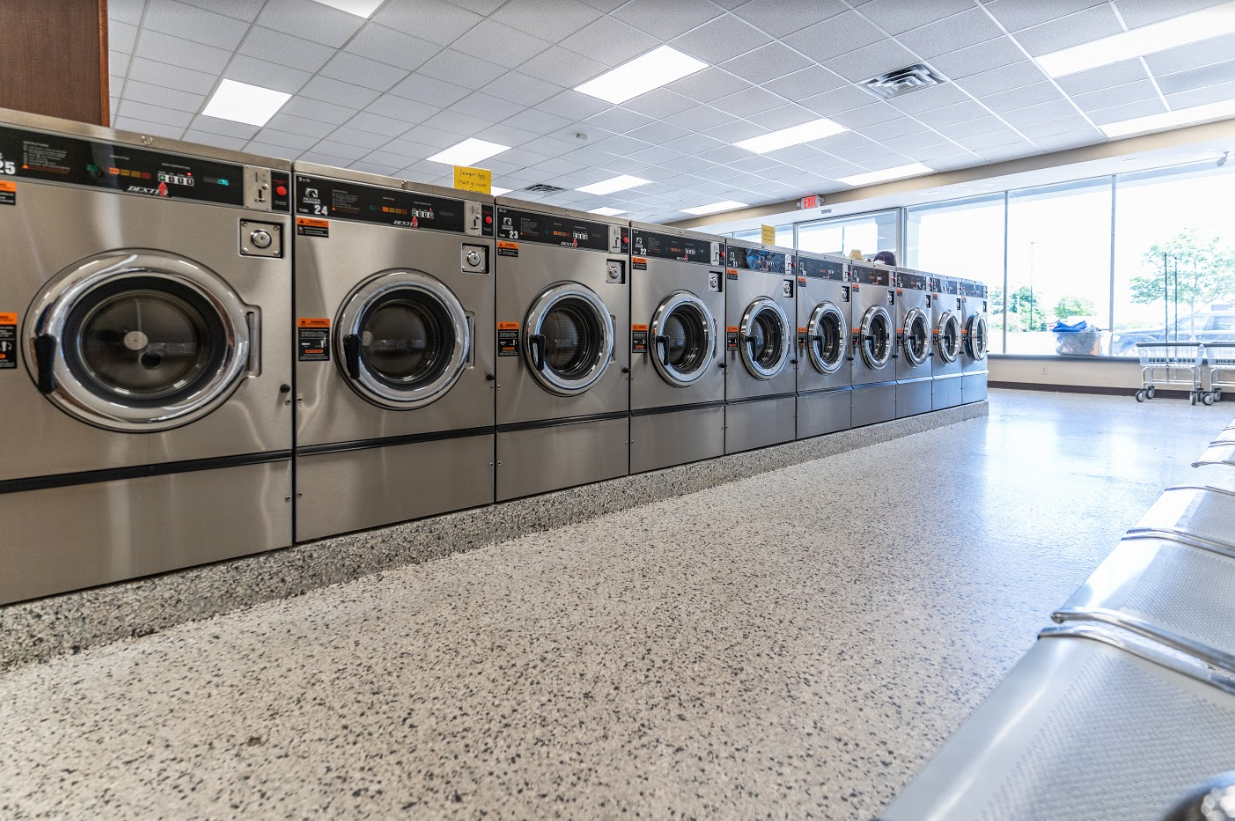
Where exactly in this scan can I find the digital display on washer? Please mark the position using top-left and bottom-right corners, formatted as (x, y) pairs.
(897, 271), (928, 291)
(961, 281), (988, 298)
(496, 206), (612, 251)
(797, 255), (845, 281)
(932, 276), (958, 295)
(851, 264), (891, 287)
(726, 245), (786, 273)
(630, 229), (715, 265)
(295, 175), (470, 233)
(0, 124), (279, 208)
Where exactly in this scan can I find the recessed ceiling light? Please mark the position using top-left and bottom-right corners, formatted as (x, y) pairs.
(682, 200), (748, 216)
(576, 175), (650, 195)
(426, 138), (510, 166)
(837, 163), (934, 187)
(307, 0), (386, 17)
(202, 79), (291, 127)
(588, 206), (627, 216)
(491, 186), (512, 196)
(575, 45), (707, 105)
(1038, 0), (1235, 77)
(734, 118), (849, 154)
(1100, 99), (1235, 138)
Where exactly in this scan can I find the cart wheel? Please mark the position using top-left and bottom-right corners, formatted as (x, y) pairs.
(1205, 392), (1216, 405)
(1217, 389), (1224, 401)
(1147, 386), (1156, 399)
(1136, 390), (1147, 402)
(1191, 391), (1199, 405)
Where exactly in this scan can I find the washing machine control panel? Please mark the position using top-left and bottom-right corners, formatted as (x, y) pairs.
(496, 206), (629, 254)
(295, 174), (489, 236)
(630, 229), (720, 266)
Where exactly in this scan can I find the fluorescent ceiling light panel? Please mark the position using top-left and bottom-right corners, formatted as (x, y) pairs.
(308, 0), (386, 17)
(575, 45), (707, 105)
(837, 163), (934, 187)
(588, 207), (627, 216)
(576, 175), (650, 195)
(1038, 0), (1235, 77)
(426, 138), (510, 166)
(734, 118), (848, 154)
(491, 186), (512, 196)
(682, 200), (748, 216)
(202, 79), (291, 127)
(1100, 98), (1235, 138)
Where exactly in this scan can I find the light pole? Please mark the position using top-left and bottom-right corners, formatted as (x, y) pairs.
(1029, 241), (1037, 332)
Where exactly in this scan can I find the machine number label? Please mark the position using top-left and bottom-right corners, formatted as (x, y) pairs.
(0, 312), (16, 369)
(498, 322), (519, 357)
(0, 180), (14, 205)
(296, 217), (329, 238)
(497, 240), (518, 257)
(632, 324), (648, 354)
(297, 318), (330, 361)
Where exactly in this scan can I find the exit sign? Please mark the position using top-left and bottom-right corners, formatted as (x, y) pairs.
(799, 194), (822, 209)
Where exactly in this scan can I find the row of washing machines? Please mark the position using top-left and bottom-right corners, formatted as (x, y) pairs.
(0, 111), (988, 606)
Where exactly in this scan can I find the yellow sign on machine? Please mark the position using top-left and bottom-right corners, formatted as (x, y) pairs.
(453, 165), (492, 194)
(761, 224), (776, 245)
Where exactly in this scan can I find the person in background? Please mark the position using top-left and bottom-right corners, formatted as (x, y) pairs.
(872, 250), (897, 266)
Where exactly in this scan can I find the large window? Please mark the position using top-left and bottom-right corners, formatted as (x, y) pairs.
(906, 194), (1006, 353)
(798, 210), (899, 259)
(728, 225), (793, 247)
(1005, 179), (1112, 355)
(1110, 162), (1235, 356)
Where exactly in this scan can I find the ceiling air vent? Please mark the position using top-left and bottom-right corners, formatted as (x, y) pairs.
(523, 183), (566, 193)
(860, 64), (946, 100)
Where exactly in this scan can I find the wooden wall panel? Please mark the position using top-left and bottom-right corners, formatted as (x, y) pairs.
(0, 0), (109, 126)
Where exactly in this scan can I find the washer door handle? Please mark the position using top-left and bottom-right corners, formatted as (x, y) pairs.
(34, 334), (57, 394)
(529, 333), (547, 372)
(654, 333), (668, 363)
(342, 333), (362, 380)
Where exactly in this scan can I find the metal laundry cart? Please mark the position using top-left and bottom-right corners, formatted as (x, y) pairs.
(1206, 343), (1235, 404)
(1136, 341), (1208, 404)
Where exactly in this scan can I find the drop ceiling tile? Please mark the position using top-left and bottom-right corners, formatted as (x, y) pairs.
(937, 115), (1010, 139)
(930, 37), (1023, 79)
(535, 90), (611, 121)
(518, 46), (607, 87)
(558, 147), (620, 166)
(447, 0), (510, 14)
(557, 15), (659, 67)
(664, 105), (734, 131)
(913, 100), (991, 127)
(497, 147), (552, 166)
(379, 138), (439, 159)
(624, 88), (697, 119)
(110, 51), (131, 80)
(531, 157), (586, 175)
(829, 102), (903, 129)
(349, 159), (407, 176)
(1012, 5), (1124, 57)
(626, 121), (695, 145)
(247, 139), (300, 158)
(462, 20), (552, 69)
(667, 68), (752, 106)
(239, 27), (334, 73)
(881, 130), (953, 152)
(257, 0), (365, 47)
(978, 81), (1067, 113)
(114, 116), (184, 139)
(118, 99), (194, 128)
(757, 104), (821, 130)
(824, 38), (918, 83)
(613, 0), (722, 38)
(585, 107), (656, 133)
(1015, 114), (1094, 138)
(1031, 129), (1102, 150)
(860, 0), (974, 34)
(345, 24), (441, 72)
(221, 55), (310, 95)
(760, 66), (847, 103)
(720, 43), (813, 86)
(122, 80), (205, 114)
(590, 134), (651, 156)
(730, 0), (845, 38)
(110, 0), (147, 25)
(298, 76), (381, 110)
(366, 94), (440, 123)
(522, 135), (581, 156)
(999, 98), (1083, 126)
(281, 95), (358, 126)
(671, 15), (773, 64)
(144, 0), (252, 50)
(110, 21), (137, 53)
(452, 92), (526, 122)
(701, 120), (768, 141)
(373, 0), (483, 46)
(1117, 0), (1230, 28)
(628, 146), (687, 166)
(982, 0), (1107, 32)
(895, 8), (1004, 60)
(664, 133), (728, 154)
(957, 60), (1050, 97)
(346, 111), (416, 137)
(1165, 80), (1235, 109)
(417, 50), (506, 90)
(481, 72), (564, 107)
(389, 74), (472, 107)
(474, 123), (543, 146)
(422, 108), (491, 135)
(799, 85), (878, 116)
(710, 86), (784, 117)
(1085, 98), (1168, 126)
(783, 12), (883, 63)
(596, 155), (650, 174)
(319, 53), (410, 92)
(670, 155), (719, 173)
(1069, 79), (1162, 112)
(1054, 59), (1148, 96)
(179, 0), (265, 21)
(699, 144), (755, 164)
(254, 127), (320, 149)
(503, 108), (574, 135)
(886, 83), (970, 114)
(325, 126), (390, 149)
(831, 143), (901, 165)
(405, 124), (471, 148)
(135, 30), (232, 74)
(190, 114), (260, 139)
(491, 0), (602, 40)
(1144, 33), (1235, 77)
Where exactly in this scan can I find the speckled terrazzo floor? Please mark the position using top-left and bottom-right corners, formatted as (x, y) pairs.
(2, 390), (1231, 821)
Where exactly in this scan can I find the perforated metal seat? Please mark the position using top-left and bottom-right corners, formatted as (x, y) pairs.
(1194, 443), (1235, 468)
(1128, 486), (1235, 551)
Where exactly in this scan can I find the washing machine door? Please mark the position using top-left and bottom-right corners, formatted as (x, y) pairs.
(26, 251), (254, 432)
(739, 296), (791, 380)
(965, 312), (989, 361)
(336, 270), (470, 410)
(901, 307), (930, 366)
(650, 290), (716, 387)
(806, 301), (846, 375)
(857, 305), (893, 370)
(935, 311), (961, 363)
(523, 282), (615, 396)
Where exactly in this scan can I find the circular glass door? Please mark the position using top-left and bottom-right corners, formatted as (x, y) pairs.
(858, 306), (892, 370)
(902, 307), (930, 366)
(26, 251), (251, 431)
(523, 283), (615, 396)
(965, 313), (989, 361)
(336, 270), (470, 410)
(935, 311), (961, 363)
(739, 297), (790, 380)
(806, 301), (846, 374)
(650, 290), (715, 387)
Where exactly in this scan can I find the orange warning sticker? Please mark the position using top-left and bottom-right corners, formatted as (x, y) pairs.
(0, 181), (15, 193)
(632, 324), (649, 332)
(497, 321), (519, 330)
(798, 277), (807, 285)
(0, 180), (14, 206)
(798, 326), (808, 333)
(296, 217), (329, 237)
(0, 310), (13, 369)
(298, 317), (330, 328)
(0, 312), (16, 324)
(726, 326), (739, 333)
(497, 241), (519, 257)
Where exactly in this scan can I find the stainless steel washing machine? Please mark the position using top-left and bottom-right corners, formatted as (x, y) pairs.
(893, 268), (933, 418)
(794, 250), (851, 438)
(724, 239), (796, 454)
(929, 274), (963, 410)
(959, 279), (990, 403)
(628, 223), (724, 473)
(0, 109), (293, 605)
(292, 164), (495, 541)
(494, 200), (629, 500)
(848, 262), (897, 426)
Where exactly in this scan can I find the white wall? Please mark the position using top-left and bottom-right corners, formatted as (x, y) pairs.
(990, 356), (1145, 390)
